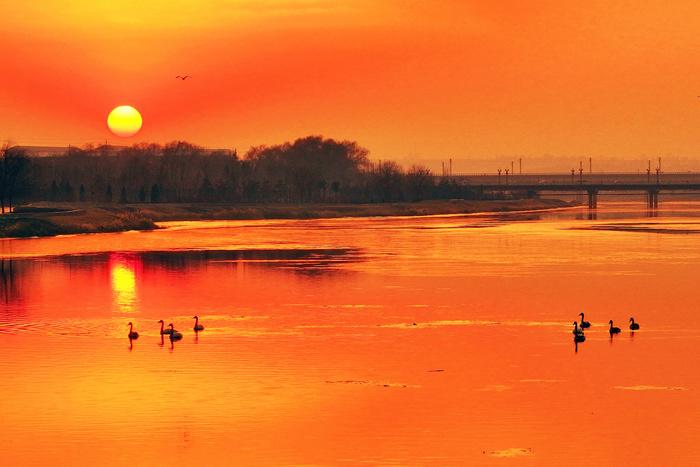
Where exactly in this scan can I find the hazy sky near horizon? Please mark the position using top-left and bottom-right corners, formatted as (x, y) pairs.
(2, 0), (700, 169)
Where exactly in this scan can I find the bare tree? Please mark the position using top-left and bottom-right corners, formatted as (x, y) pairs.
(1, 145), (30, 213)
(371, 160), (404, 202)
(405, 165), (433, 201)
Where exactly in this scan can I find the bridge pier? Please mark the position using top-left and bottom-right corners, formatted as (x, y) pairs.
(587, 189), (598, 209)
(647, 190), (659, 208)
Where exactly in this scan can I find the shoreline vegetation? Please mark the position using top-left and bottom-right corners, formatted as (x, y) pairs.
(2, 136), (551, 212)
(0, 199), (572, 238)
(1, 136), (573, 238)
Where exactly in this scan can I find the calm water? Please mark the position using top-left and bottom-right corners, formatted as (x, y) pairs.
(1, 202), (699, 466)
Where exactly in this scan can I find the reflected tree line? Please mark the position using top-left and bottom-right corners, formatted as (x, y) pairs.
(0, 248), (356, 308)
(0, 259), (23, 305)
(1, 136), (488, 207)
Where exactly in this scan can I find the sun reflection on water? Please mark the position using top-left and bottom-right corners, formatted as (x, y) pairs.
(110, 254), (137, 312)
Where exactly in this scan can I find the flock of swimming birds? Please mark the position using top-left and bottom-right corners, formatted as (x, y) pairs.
(572, 312), (640, 342)
(126, 316), (204, 341)
(125, 313), (640, 344)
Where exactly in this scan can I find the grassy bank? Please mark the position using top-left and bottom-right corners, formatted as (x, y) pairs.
(0, 207), (157, 238)
(0, 198), (571, 238)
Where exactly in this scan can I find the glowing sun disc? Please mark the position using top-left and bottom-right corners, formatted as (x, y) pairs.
(107, 105), (142, 137)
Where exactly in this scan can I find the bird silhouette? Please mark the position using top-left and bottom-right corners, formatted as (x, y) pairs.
(578, 312), (591, 329)
(176, 75), (191, 80)
(608, 320), (621, 334)
(168, 323), (183, 341)
(629, 317), (640, 330)
(127, 322), (139, 340)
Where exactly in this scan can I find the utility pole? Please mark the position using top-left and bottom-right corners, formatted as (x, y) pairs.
(449, 158), (453, 177)
(511, 160), (514, 177)
(647, 160), (651, 184)
(498, 168), (502, 185)
(579, 161), (583, 184)
(505, 168), (509, 185)
(656, 157), (661, 185)
(571, 168), (575, 184)
(441, 161), (445, 177)
(519, 157), (522, 175)
(589, 157), (592, 174)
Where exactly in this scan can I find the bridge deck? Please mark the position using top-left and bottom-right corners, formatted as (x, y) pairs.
(475, 183), (700, 191)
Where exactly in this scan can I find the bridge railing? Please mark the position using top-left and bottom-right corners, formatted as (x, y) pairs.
(436, 172), (700, 185)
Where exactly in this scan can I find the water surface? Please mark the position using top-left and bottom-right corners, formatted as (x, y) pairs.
(1, 202), (699, 466)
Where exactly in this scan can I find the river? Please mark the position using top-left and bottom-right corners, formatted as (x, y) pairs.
(1, 202), (699, 466)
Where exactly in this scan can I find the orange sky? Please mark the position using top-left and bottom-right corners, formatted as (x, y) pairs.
(1, 1), (700, 170)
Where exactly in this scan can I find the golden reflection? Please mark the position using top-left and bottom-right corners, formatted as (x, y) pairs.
(110, 254), (137, 312)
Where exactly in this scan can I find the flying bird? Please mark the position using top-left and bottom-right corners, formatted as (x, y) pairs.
(176, 75), (191, 80)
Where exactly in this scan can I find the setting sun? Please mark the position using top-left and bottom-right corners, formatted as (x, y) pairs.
(107, 105), (142, 137)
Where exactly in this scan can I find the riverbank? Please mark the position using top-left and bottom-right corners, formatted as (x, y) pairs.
(0, 198), (572, 238)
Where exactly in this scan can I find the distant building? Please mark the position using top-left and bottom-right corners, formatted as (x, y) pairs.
(17, 146), (70, 157)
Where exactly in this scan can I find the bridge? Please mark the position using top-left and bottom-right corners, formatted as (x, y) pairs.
(446, 172), (700, 209)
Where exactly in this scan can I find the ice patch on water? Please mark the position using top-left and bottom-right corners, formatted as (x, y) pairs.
(381, 320), (500, 329)
(484, 448), (533, 458)
(518, 379), (562, 384)
(477, 384), (511, 392)
(380, 319), (571, 329)
(614, 385), (687, 391)
(324, 380), (420, 388)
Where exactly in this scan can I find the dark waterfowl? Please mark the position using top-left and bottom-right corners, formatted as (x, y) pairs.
(572, 321), (585, 336)
(629, 317), (640, 330)
(127, 322), (139, 339)
(609, 320), (621, 334)
(158, 319), (174, 335)
(193, 316), (205, 332)
(574, 333), (586, 342)
(168, 323), (183, 341)
(578, 312), (591, 328)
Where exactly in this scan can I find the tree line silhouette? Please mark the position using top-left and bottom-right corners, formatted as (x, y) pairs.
(2, 136), (485, 209)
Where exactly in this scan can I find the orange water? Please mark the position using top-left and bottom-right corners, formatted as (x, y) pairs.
(1, 202), (699, 466)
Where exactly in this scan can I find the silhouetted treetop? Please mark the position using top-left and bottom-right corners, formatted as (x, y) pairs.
(245, 136), (370, 202)
(12, 136), (491, 205)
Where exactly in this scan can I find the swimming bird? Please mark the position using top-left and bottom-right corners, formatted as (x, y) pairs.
(127, 322), (139, 339)
(158, 319), (174, 335)
(176, 75), (191, 80)
(629, 317), (640, 330)
(572, 321), (585, 336)
(574, 333), (586, 343)
(168, 323), (183, 341)
(578, 312), (591, 329)
(609, 320), (621, 334)
(193, 315), (205, 332)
